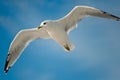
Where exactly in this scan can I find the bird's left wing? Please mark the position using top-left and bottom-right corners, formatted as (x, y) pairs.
(58, 6), (120, 33)
(4, 28), (50, 73)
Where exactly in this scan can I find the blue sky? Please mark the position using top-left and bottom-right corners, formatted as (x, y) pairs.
(0, 0), (120, 80)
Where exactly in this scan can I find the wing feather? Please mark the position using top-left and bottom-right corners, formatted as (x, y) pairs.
(58, 6), (120, 33)
(4, 28), (50, 73)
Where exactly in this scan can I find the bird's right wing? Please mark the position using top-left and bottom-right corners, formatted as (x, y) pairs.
(58, 6), (120, 33)
(4, 28), (50, 73)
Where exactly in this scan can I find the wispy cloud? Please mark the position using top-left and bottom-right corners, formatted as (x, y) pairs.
(0, 16), (20, 34)
(14, 67), (55, 80)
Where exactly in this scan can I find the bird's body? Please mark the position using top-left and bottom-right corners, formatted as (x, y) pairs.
(4, 6), (120, 73)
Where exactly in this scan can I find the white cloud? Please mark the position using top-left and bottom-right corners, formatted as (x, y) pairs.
(14, 67), (55, 80)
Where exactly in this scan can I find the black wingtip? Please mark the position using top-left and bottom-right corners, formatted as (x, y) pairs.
(4, 65), (11, 74)
(102, 10), (120, 21)
(110, 14), (120, 21)
(4, 69), (9, 73)
(4, 54), (11, 73)
(4, 60), (9, 73)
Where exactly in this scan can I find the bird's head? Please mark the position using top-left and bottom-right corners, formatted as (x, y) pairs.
(38, 20), (53, 30)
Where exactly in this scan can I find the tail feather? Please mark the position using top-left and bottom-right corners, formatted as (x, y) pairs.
(63, 43), (75, 52)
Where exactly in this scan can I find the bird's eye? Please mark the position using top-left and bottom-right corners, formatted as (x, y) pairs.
(43, 22), (46, 25)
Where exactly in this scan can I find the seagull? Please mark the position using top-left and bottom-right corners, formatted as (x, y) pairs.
(4, 6), (120, 73)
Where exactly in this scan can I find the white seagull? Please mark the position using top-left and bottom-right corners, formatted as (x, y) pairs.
(4, 6), (120, 73)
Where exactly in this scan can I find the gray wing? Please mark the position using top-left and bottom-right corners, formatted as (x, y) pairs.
(58, 6), (120, 33)
(4, 28), (50, 73)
